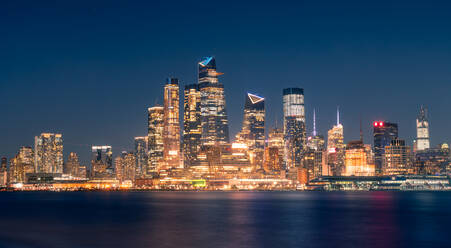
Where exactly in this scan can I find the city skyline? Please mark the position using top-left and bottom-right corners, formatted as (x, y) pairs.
(2, 1), (451, 165)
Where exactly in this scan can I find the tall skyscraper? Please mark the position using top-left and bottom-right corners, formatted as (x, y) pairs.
(183, 84), (202, 166)
(237, 93), (265, 166)
(34, 133), (63, 174)
(373, 121), (398, 175)
(65, 152), (80, 177)
(0, 157), (7, 186)
(148, 106), (164, 174)
(327, 108), (345, 176)
(384, 138), (411, 175)
(91, 146), (113, 178)
(134, 136), (148, 178)
(198, 56), (229, 146)
(283, 88), (306, 169)
(163, 78), (181, 168)
(416, 105), (430, 151)
(10, 146), (34, 183)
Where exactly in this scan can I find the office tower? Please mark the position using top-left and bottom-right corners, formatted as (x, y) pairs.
(65, 152), (80, 177)
(236, 93), (265, 166)
(415, 144), (449, 175)
(373, 121), (398, 175)
(283, 88), (306, 169)
(91, 146), (113, 178)
(264, 128), (284, 172)
(344, 140), (375, 176)
(10, 147), (34, 183)
(163, 78), (181, 168)
(183, 84), (202, 166)
(0, 157), (7, 186)
(116, 152), (136, 183)
(198, 56), (229, 146)
(148, 106), (164, 174)
(416, 105), (430, 151)
(134, 136), (148, 178)
(384, 138), (411, 175)
(327, 109), (345, 176)
(34, 133), (63, 174)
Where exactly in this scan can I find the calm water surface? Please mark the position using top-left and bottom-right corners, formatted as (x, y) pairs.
(0, 191), (450, 248)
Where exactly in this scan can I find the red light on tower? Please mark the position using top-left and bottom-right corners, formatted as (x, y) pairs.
(373, 121), (378, 127)
(379, 121), (384, 127)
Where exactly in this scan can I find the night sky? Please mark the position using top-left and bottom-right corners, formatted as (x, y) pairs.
(1, 1), (451, 165)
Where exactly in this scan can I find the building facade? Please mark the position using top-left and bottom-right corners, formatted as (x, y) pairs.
(416, 105), (430, 151)
(283, 88), (306, 169)
(134, 136), (148, 178)
(183, 84), (202, 166)
(148, 106), (164, 175)
(163, 78), (181, 169)
(384, 138), (411, 175)
(91, 146), (113, 178)
(373, 121), (398, 175)
(65, 152), (80, 177)
(34, 133), (63, 174)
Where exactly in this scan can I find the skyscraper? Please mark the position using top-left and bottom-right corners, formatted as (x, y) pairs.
(163, 78), (181, 168)
(373, 121), (398, 175)
(384, 138), (411, 175)
(0, 157), (7, 186)
(148, 106), (164, 174)
(344, 140), (375, 176)
(65, 152), (80, 177)
(198, 56), (229, 146)
(416, 105), (430, 151)
(236, 93), (265, 166)
(283, 88), (306, 169)
(134, 136), (148, 178)
(183, 84), (202, 166)
(91, 146), (113, 178)
(264, 128), (284, 172)
(10, 146), (34, 183)
(34, 133), (63, 174)
(327, 109), (345, 176)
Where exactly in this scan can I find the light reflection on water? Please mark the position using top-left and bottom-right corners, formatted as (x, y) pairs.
(0, 191), (450, 248)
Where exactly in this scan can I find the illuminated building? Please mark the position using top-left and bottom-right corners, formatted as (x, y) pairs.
(416, 105), (430, 151)
(415, 144), (450, 175)
(373, 121), (398, 175)
(115, 152), (136, 183)
(34, 133), (63, 173)
(163, 78), (181, 169)
(183, 84), (202, 166)
(384, 138), (411, 175)
(65, 152), (80, 177)
(304, 109), (326, 179)
(91, 146), (113, 178)
(0, 157), (7, 186)
(148, 106), (164, 174)
(264, 128), (284, 172)
(134, 136), (148, 178)
(344, 140), (375, 176)
(283, 88), (306, 169)
(198, 56), (229, 146)
(10, 146), (34, 183)
(327, 109), (345, 176)
(307, 109), (325, 151)
(236, 93), (265, 167)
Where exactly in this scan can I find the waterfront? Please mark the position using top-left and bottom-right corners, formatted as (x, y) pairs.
(1, 192), (451, 248)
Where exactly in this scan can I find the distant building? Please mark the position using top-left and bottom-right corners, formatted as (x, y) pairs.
(148, 106), (164, 175)
(236, 93), (265, 168)
(10, 146), (34, 183)
(134, 136), (148, 178)
(115, 152), (136, 183)
(0, 157), (7, 186)
(163, 78), (181, 169)
(183, 84), (202, 166)
(373, 121), (398, 175)
(198, 56), (229, 146)
(327, 110), (345, 176)
(416, 106), (430, 151)
(384, 138), (411, 175)
(65, 152), (80, 177)
(264, 128), (284, 172)
(283, 88), (306, 169)
(344, 140), (375, 176)
(415, 144), (450, 175)
(91, 146), (113, 178)
(34, 133), (63, 173)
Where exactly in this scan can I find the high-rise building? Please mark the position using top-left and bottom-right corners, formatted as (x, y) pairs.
(134, 136), (148, 178)
(163, 78), (181, 169)
(91, 146), (113, 178)
(65, 152), (80, 177)
(384, 138), (411, 175)
(148, 106), (164, 174)
(307, 109), (325, 151)
(415, 144), (449, 175)
(327, 109), (345, 176)
(0, 157), (7, 186)
(183, 84), (202, 166)
(264, 128), (284, 172)
(198, 57), (229, 146)
(283, 88), (306, 169)
(416, 105), (430, 151)
(10, 146), (34, 183)
(373, 121), (398, 175)
(236, 93), (265, 166)
(304, 109), (326, 180)
(34, 133), (63, 174)
(344, 140), (375, 176)
(115, 152), (136, 183)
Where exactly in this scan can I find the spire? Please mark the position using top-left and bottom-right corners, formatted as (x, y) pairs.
(313, 108), (317, 136)
(360, 115), (363, 142)
(336, 106), (340, 126)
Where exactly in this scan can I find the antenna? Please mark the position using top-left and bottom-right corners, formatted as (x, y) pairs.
(313, 108), (317, 136)
(360, 114), (363, 142)
(337, 106), (340, 126)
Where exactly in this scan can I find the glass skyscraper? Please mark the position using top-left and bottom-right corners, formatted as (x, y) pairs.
(163, 78), (181, 168)
(91, 145), (113, 178)
(183, 83), (202, 166)
(148, 106), (164, 174)
(373, 121), (398, 175)
(198, 57), (229, 146)
(34, 133), (63, 174)
(134, 136), (148, 178)
(283, 88), (306, 169)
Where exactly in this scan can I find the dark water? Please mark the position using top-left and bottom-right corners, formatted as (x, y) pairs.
(1, 191), (451, 248)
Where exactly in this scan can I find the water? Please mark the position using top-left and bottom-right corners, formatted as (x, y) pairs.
(0, 191), (450, 248)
